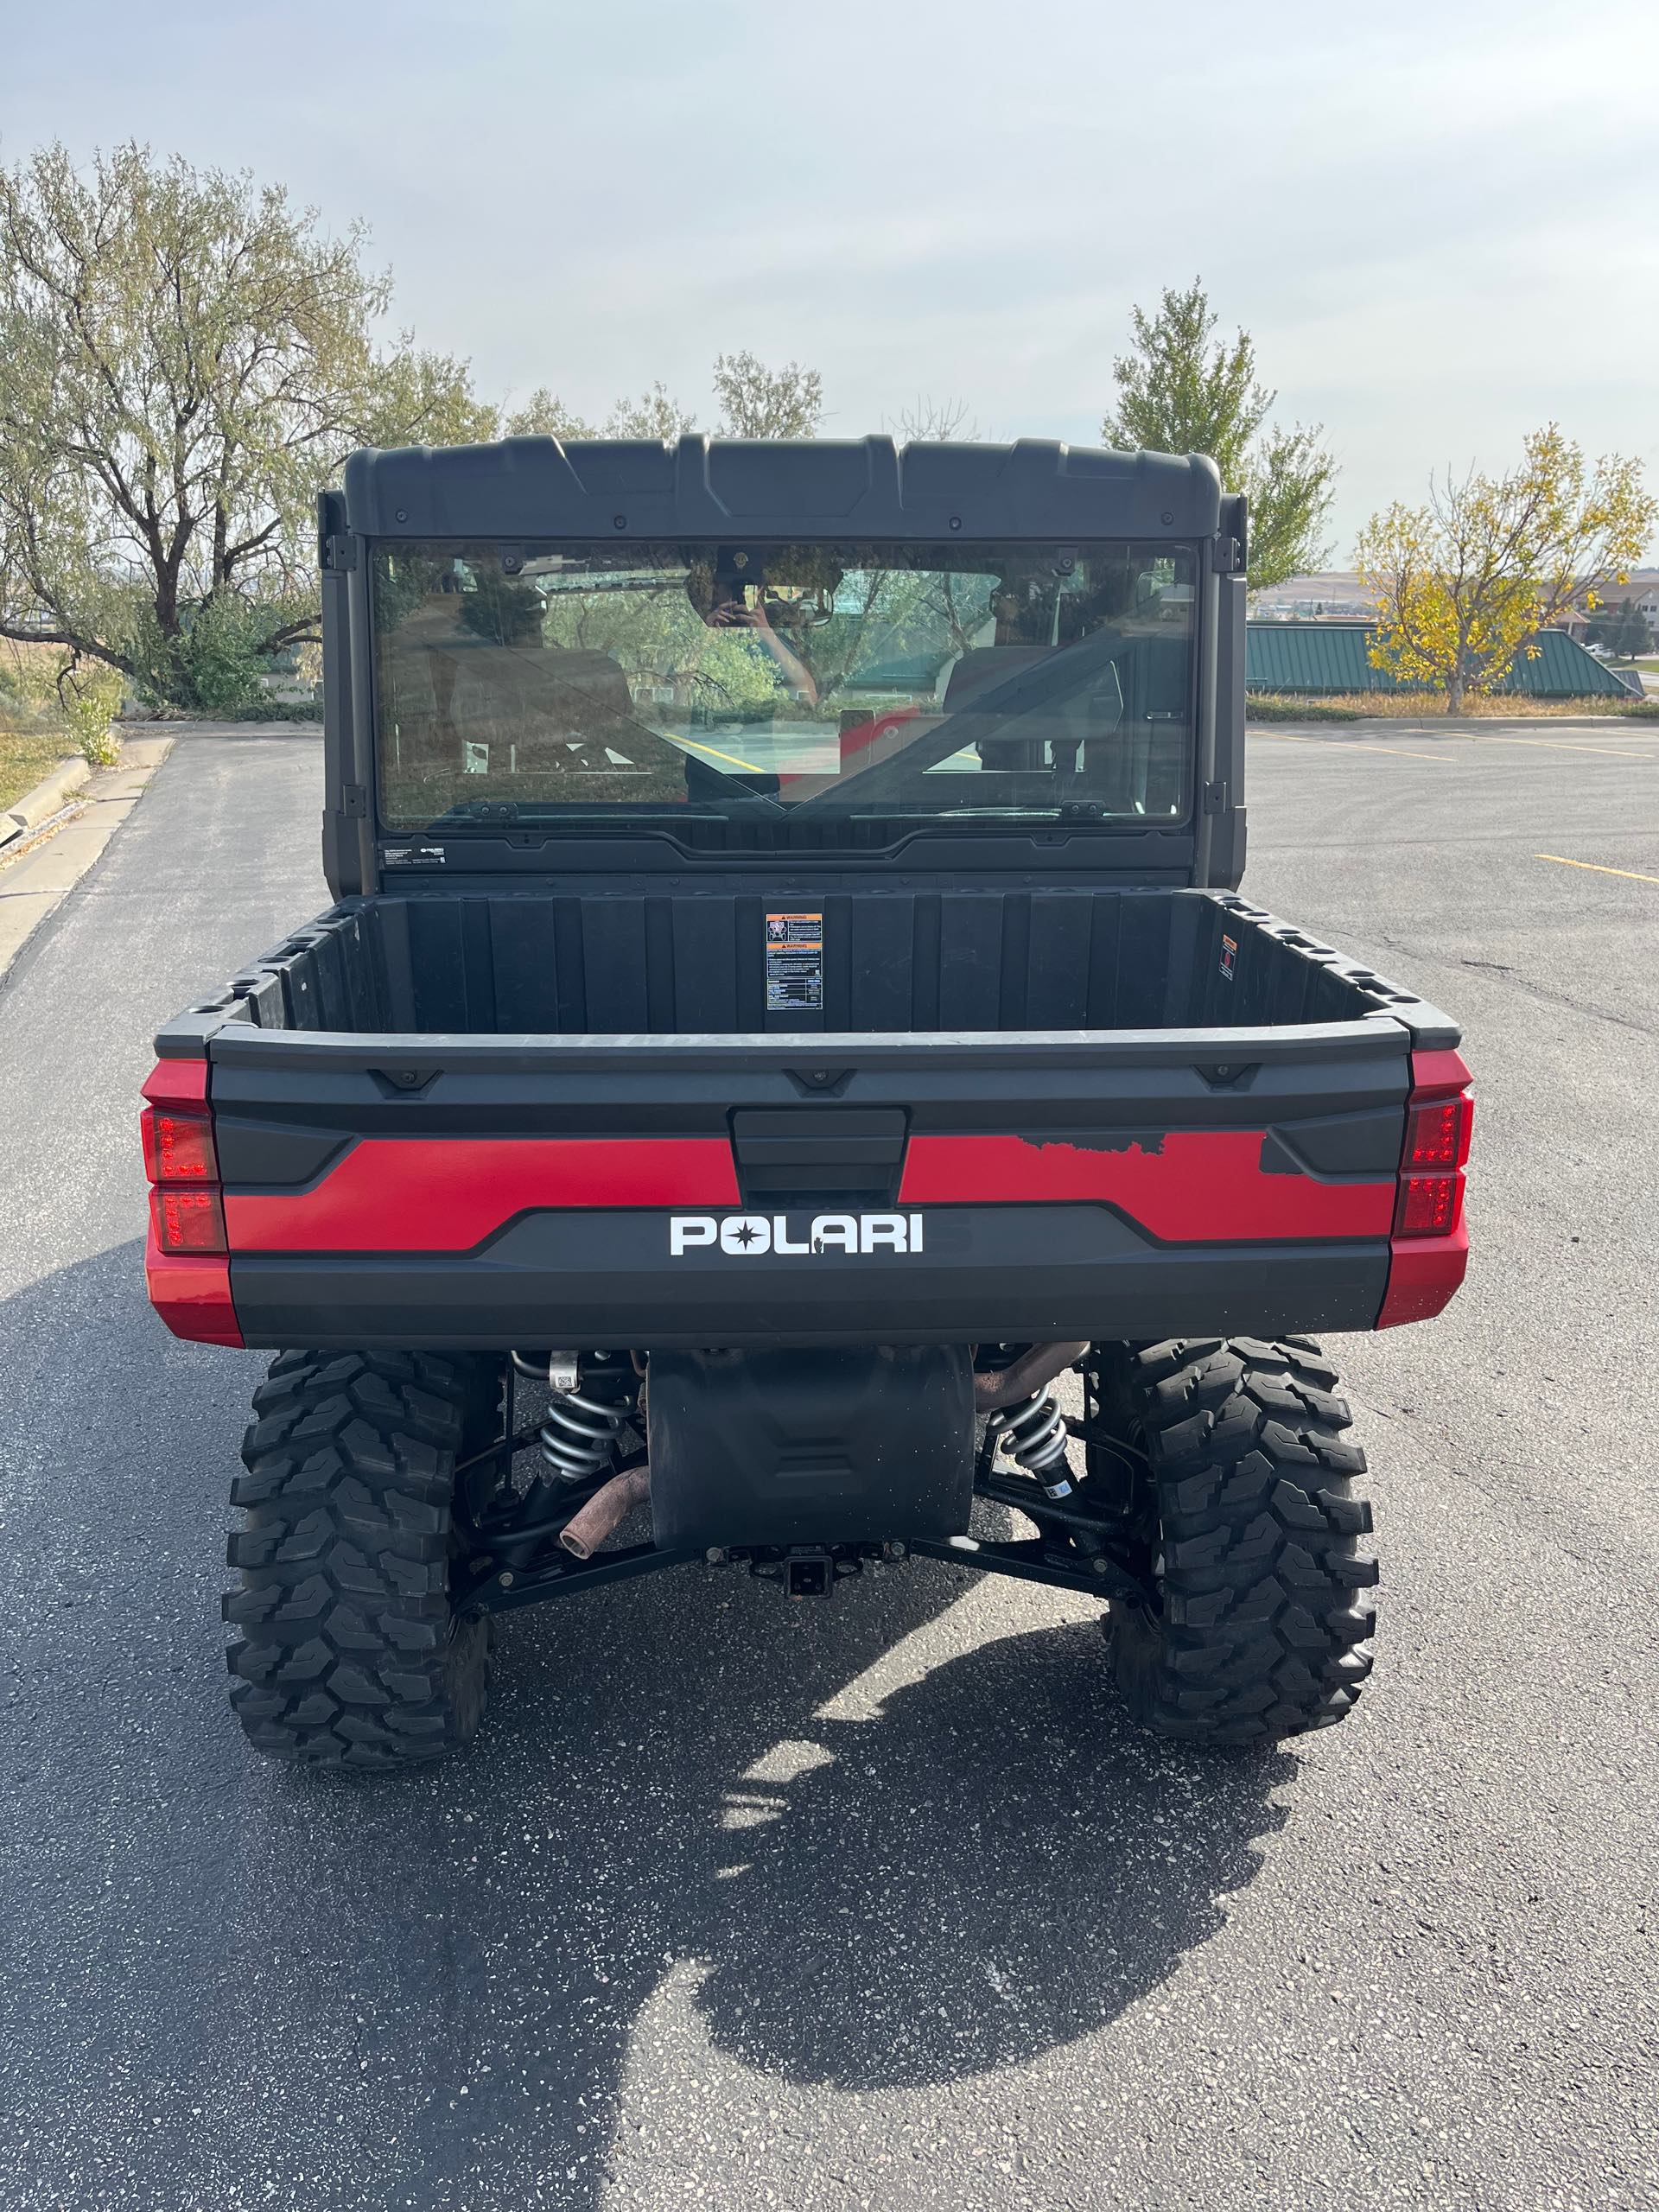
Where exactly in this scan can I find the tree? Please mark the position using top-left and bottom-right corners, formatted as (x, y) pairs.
(1102, 278), (1336, 591)
(712, 352), (824, 438)
(604, 381), (699, 440)
(1356, 427), (1656, 711)
(892, 396), (982, 442)
(501, 389), (595, 441)
(0, 143), (486, 705)
(1587, 596), (1653, 659)
(1611, 597), (1652, 658)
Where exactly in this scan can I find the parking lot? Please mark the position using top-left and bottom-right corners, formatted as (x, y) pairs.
(0, 716), (1655, 2211)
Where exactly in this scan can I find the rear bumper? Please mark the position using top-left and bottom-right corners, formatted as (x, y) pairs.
(225, 1202), (1391, 1350)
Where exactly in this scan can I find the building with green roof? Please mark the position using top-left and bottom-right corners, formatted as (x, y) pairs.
(1245, 623), (1636, 699)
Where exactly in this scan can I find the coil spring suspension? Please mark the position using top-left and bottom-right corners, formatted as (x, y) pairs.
(512, 1354), (634, 1484)
(537, 1387), (631, 1483)
(988, 1389), (1074, 1498)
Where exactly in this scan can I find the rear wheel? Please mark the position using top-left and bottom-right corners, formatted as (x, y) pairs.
(224, 1350), (502, 1769)
(1086, 1337), (1378, 1745)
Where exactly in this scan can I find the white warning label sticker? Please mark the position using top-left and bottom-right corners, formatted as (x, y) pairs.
(765, 911), (823, 1010)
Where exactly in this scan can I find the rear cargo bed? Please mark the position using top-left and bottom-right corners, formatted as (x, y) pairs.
(218, 884), (1440, 1039)
(150, 887), (1465, 1352)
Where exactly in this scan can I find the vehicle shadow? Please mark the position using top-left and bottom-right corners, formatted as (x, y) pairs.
(690, 1620), (1290, 2091)
(219, 1544), (1292, 2208)
(0, 1241), (1294, 2212)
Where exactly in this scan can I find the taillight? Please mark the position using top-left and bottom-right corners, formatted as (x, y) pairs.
(143, 1065), (226, 1251)
(1392, 1058), (1473, 1240)
(140, 1056), (242, 1345)
(152, 1185), (228, 1253)
(141, 1108), (219, 1184)
(1404, 1093), (1469, 1170)
(1376, 1046), (1473, 1330)
(1395, 1173), (1459, 1235)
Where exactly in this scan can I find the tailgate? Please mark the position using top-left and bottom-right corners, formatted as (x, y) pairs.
(188, 1019), (1420, 1350)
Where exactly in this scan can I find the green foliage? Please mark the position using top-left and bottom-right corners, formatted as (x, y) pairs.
(712, 353), (823, 438)
(501, 389), (595, 441)
(1102, 279), (1336, 591)
(181, 601), (275, 713)
(499, 353), (832, 448)
(605, 383), (699, 440)
(0, 142), (485, 702)
(536, 561), (774, 714)
(124, 592), (315, 711)
(0, 643), (62, 737)
(1587, 597), (1653, 658)
(58, 663), (124, 765)
(1357, 428), (1656, 710)
(178, 697), (322, 723)
(0, 643), (125, 762)
(572, 355), (827, 444)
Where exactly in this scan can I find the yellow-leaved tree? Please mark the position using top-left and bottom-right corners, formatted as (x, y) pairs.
(1355, 427), (1656, 711)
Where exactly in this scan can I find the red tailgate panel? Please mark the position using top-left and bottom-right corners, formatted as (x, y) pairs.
(226, 1136), (741, 1253)
(224, 1128), (1390, 1254)
(899, 1131), (1393, 1243)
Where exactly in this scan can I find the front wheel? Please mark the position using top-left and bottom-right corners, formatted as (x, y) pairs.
(224, 1350), (502, 1769)
(1087, 1337), (1378, 1746)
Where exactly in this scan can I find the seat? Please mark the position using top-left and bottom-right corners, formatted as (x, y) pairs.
(942, 645), (1053, 772)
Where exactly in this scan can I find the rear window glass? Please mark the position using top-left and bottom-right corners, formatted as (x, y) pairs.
(372, 538), (1196, 849)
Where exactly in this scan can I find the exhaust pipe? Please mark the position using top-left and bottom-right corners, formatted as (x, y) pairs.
(558, 1465), (652, 1560)
(973, 1341), (1089, 1414)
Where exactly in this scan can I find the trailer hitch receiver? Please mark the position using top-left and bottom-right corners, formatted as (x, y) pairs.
(783, 1549), (832, 1599)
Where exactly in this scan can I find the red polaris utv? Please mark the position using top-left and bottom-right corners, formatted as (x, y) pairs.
(142, 435), (1471, 1768)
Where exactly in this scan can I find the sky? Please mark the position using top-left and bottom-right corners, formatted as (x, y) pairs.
(3, 0), (1656, 561)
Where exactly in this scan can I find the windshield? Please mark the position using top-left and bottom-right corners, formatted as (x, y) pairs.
(372, 538), (1196, 849)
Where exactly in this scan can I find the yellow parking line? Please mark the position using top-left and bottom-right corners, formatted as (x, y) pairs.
(1464, 734), (1651, 761)
(1257, 726), (1659, 762)
(1535, 853), (1659, 887)
(674, 734), (764, 772)
(1251, 732), (1450, 763)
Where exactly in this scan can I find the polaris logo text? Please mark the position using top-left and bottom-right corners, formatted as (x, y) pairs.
(670, 1213), (925, 1257)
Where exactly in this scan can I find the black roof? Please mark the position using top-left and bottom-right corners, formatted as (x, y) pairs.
(340, 435), (1223, 544)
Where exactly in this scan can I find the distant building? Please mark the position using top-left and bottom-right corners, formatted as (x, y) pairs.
(1249, 571), (1375, 621)
(1256, 568), (1659, 648)
(1558, 570), (1659, 643)
(1245, 622), (1636, 699)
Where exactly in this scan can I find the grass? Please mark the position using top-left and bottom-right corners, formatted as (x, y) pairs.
(1244, 697), (1362, 723)
(1247, 690), (1657, 722)
(0, 727), (77, 813)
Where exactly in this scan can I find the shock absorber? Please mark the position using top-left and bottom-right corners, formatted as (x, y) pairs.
(988, 1389), (1075, 1499)
(512, 1353), (634, 1484)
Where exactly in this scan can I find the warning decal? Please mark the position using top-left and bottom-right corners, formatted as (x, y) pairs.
(765, 911), (823, 1010)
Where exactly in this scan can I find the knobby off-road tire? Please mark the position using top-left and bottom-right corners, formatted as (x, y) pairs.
(224, 1350), (501, 1770)
(1098, 1336), (1378, 1746)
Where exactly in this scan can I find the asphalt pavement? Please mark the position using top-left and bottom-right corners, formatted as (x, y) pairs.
(1, 720), (1655, 2211)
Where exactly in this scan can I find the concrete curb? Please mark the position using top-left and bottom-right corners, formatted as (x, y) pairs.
(0, 735), (175, 985)
(0, 754), (88, 849)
